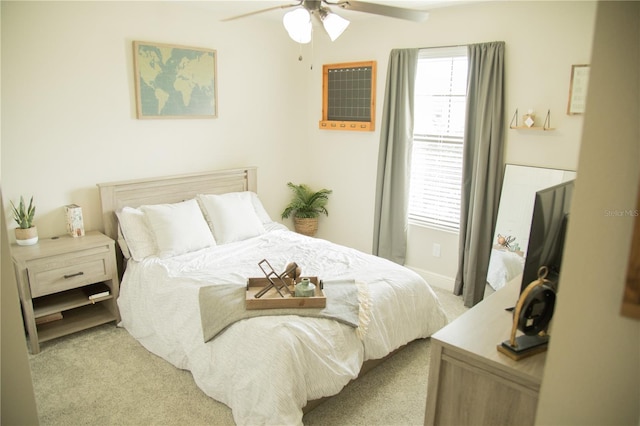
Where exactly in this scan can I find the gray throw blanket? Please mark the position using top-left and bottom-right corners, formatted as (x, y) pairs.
(199, 279), (362, 343)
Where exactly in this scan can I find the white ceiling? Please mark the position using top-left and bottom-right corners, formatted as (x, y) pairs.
(186, 0), (465, 22)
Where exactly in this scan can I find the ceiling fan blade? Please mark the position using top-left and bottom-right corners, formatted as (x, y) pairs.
(221, 2), (301, 22)
(330, 0), (429, 22)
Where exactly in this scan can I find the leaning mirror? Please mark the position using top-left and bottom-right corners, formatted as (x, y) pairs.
(487, 164), (576, 293)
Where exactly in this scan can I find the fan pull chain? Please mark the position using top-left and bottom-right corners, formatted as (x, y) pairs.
(310, 28), (314, 70)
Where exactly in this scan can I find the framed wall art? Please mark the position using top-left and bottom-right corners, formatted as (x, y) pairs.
(621, 179), (640, 320)
(566, 64), (590, 115)
(133, 41), (217, 119)
(319, 61), (376, 131)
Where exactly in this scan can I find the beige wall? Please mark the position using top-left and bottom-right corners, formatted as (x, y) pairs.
(300, 1), (597, 285)
(1, 195), (40, 424)
(1, 4), (40, 422)
(1, 1), (308, 239)
(1, 1), (596, 271)
(536, 2), (640, 423)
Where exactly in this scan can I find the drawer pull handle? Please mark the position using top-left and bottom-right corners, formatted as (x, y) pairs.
(63, 272), (84, 279)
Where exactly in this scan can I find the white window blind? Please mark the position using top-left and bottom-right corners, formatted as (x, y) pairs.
(409, 47), (468, 232)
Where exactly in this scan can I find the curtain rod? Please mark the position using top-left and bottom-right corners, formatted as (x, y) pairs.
(418, 41), (504, 49)
(419, 43), (467, 49)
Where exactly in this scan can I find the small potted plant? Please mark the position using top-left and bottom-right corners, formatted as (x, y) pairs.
(281, 182), (332, 237)
(11, 195), (38, 246)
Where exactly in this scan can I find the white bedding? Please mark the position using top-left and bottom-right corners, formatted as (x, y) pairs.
(117, 224), (448, 425)
(487, 248), (525, 291)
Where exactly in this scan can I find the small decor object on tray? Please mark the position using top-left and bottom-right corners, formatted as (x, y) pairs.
(254, 259), (296, 298)
(295, 277), (315, 297)
(246, 259), (326, 309)
(496, 234), (515, 249)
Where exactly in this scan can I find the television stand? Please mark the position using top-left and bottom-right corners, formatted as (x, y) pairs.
(425, 279), (547, 425)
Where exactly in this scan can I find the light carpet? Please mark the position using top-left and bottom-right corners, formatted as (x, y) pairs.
(28, 286), (467, 426)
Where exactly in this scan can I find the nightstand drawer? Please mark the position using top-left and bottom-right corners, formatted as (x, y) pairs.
(27, 248), (112, 298)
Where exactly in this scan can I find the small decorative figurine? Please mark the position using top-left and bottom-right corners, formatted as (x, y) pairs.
(523, 109), (536, 127)
(295, 277), (315, 297)
(497, 234), (516, 249)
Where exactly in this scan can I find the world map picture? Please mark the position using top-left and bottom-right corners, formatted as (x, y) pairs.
(133, 41), (217, 118)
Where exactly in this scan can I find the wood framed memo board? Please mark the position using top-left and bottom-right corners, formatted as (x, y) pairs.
(319, 61), (376, 131)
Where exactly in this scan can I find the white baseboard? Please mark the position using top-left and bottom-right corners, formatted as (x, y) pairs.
(407, 266), (455, 292)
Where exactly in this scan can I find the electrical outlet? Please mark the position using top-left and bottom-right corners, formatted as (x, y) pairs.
(432, 243), (441, 258)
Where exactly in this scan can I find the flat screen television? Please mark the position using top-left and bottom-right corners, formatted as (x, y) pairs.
(520, 180), (575, 293)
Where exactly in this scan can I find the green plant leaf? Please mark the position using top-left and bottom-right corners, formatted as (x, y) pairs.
(281, 182), (332, 219)
(10, 195), (35, 229)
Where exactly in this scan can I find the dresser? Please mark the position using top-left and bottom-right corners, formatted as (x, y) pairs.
(12, 231), (120, 354)
(425, 281), (547, 425)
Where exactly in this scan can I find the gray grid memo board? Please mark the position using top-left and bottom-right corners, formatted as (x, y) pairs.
(327, 66), (373, 122)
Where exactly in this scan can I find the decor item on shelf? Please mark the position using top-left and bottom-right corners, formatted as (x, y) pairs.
(222, 1), (428, 44)
(522, 109), (535, 127)
(509, 108), (555, 131)
(10, 195), (38, 246)
(281, 182), (332, 237)
(65, 204), (85, 237)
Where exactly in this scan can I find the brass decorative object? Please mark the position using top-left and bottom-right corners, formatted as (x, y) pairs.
(497, 266), (556, 360)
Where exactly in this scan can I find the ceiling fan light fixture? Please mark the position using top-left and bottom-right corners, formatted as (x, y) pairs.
(319, 8), (350, 42)
(283, 8), (312, 44)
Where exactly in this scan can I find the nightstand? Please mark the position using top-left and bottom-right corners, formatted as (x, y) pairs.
(11, 231), (120, 354)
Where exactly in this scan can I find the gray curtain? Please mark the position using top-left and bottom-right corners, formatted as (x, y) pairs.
(372, 48), (419, 265)
(454, 41), (506, 307)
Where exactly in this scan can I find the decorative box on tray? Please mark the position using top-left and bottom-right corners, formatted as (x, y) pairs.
(246, 276), (326, 310)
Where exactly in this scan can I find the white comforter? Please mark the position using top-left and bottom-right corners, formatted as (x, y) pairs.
(117, 225), (448, 425)
(487, 248), (526, 291)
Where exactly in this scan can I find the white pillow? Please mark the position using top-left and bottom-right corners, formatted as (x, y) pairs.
(142, 199), (216, 258)
(116, 207), (157, 261)
(116, 226), (132, 259)
(249, 192), (273, 224)
(197, 192), (265, 244)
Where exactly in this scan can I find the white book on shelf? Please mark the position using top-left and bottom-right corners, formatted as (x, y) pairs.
(88, 291), (110, 301)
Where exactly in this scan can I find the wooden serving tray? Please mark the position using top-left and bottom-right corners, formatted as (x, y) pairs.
(246, 277), (325, 310)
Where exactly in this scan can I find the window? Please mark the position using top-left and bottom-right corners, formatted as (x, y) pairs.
(408, 47), (468, 232)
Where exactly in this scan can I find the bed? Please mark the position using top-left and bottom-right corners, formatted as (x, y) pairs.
(97, 167), (448, 425)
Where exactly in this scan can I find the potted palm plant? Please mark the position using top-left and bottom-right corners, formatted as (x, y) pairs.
(11, 195), (38, 246)
(281, 182), (332, 237)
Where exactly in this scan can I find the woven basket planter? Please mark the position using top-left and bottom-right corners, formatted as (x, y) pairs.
(15, 226), (38, 246)
(294, 217), (318, 237)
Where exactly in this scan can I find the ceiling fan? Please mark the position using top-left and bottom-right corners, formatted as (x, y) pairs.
(222, 1), (429, 43)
